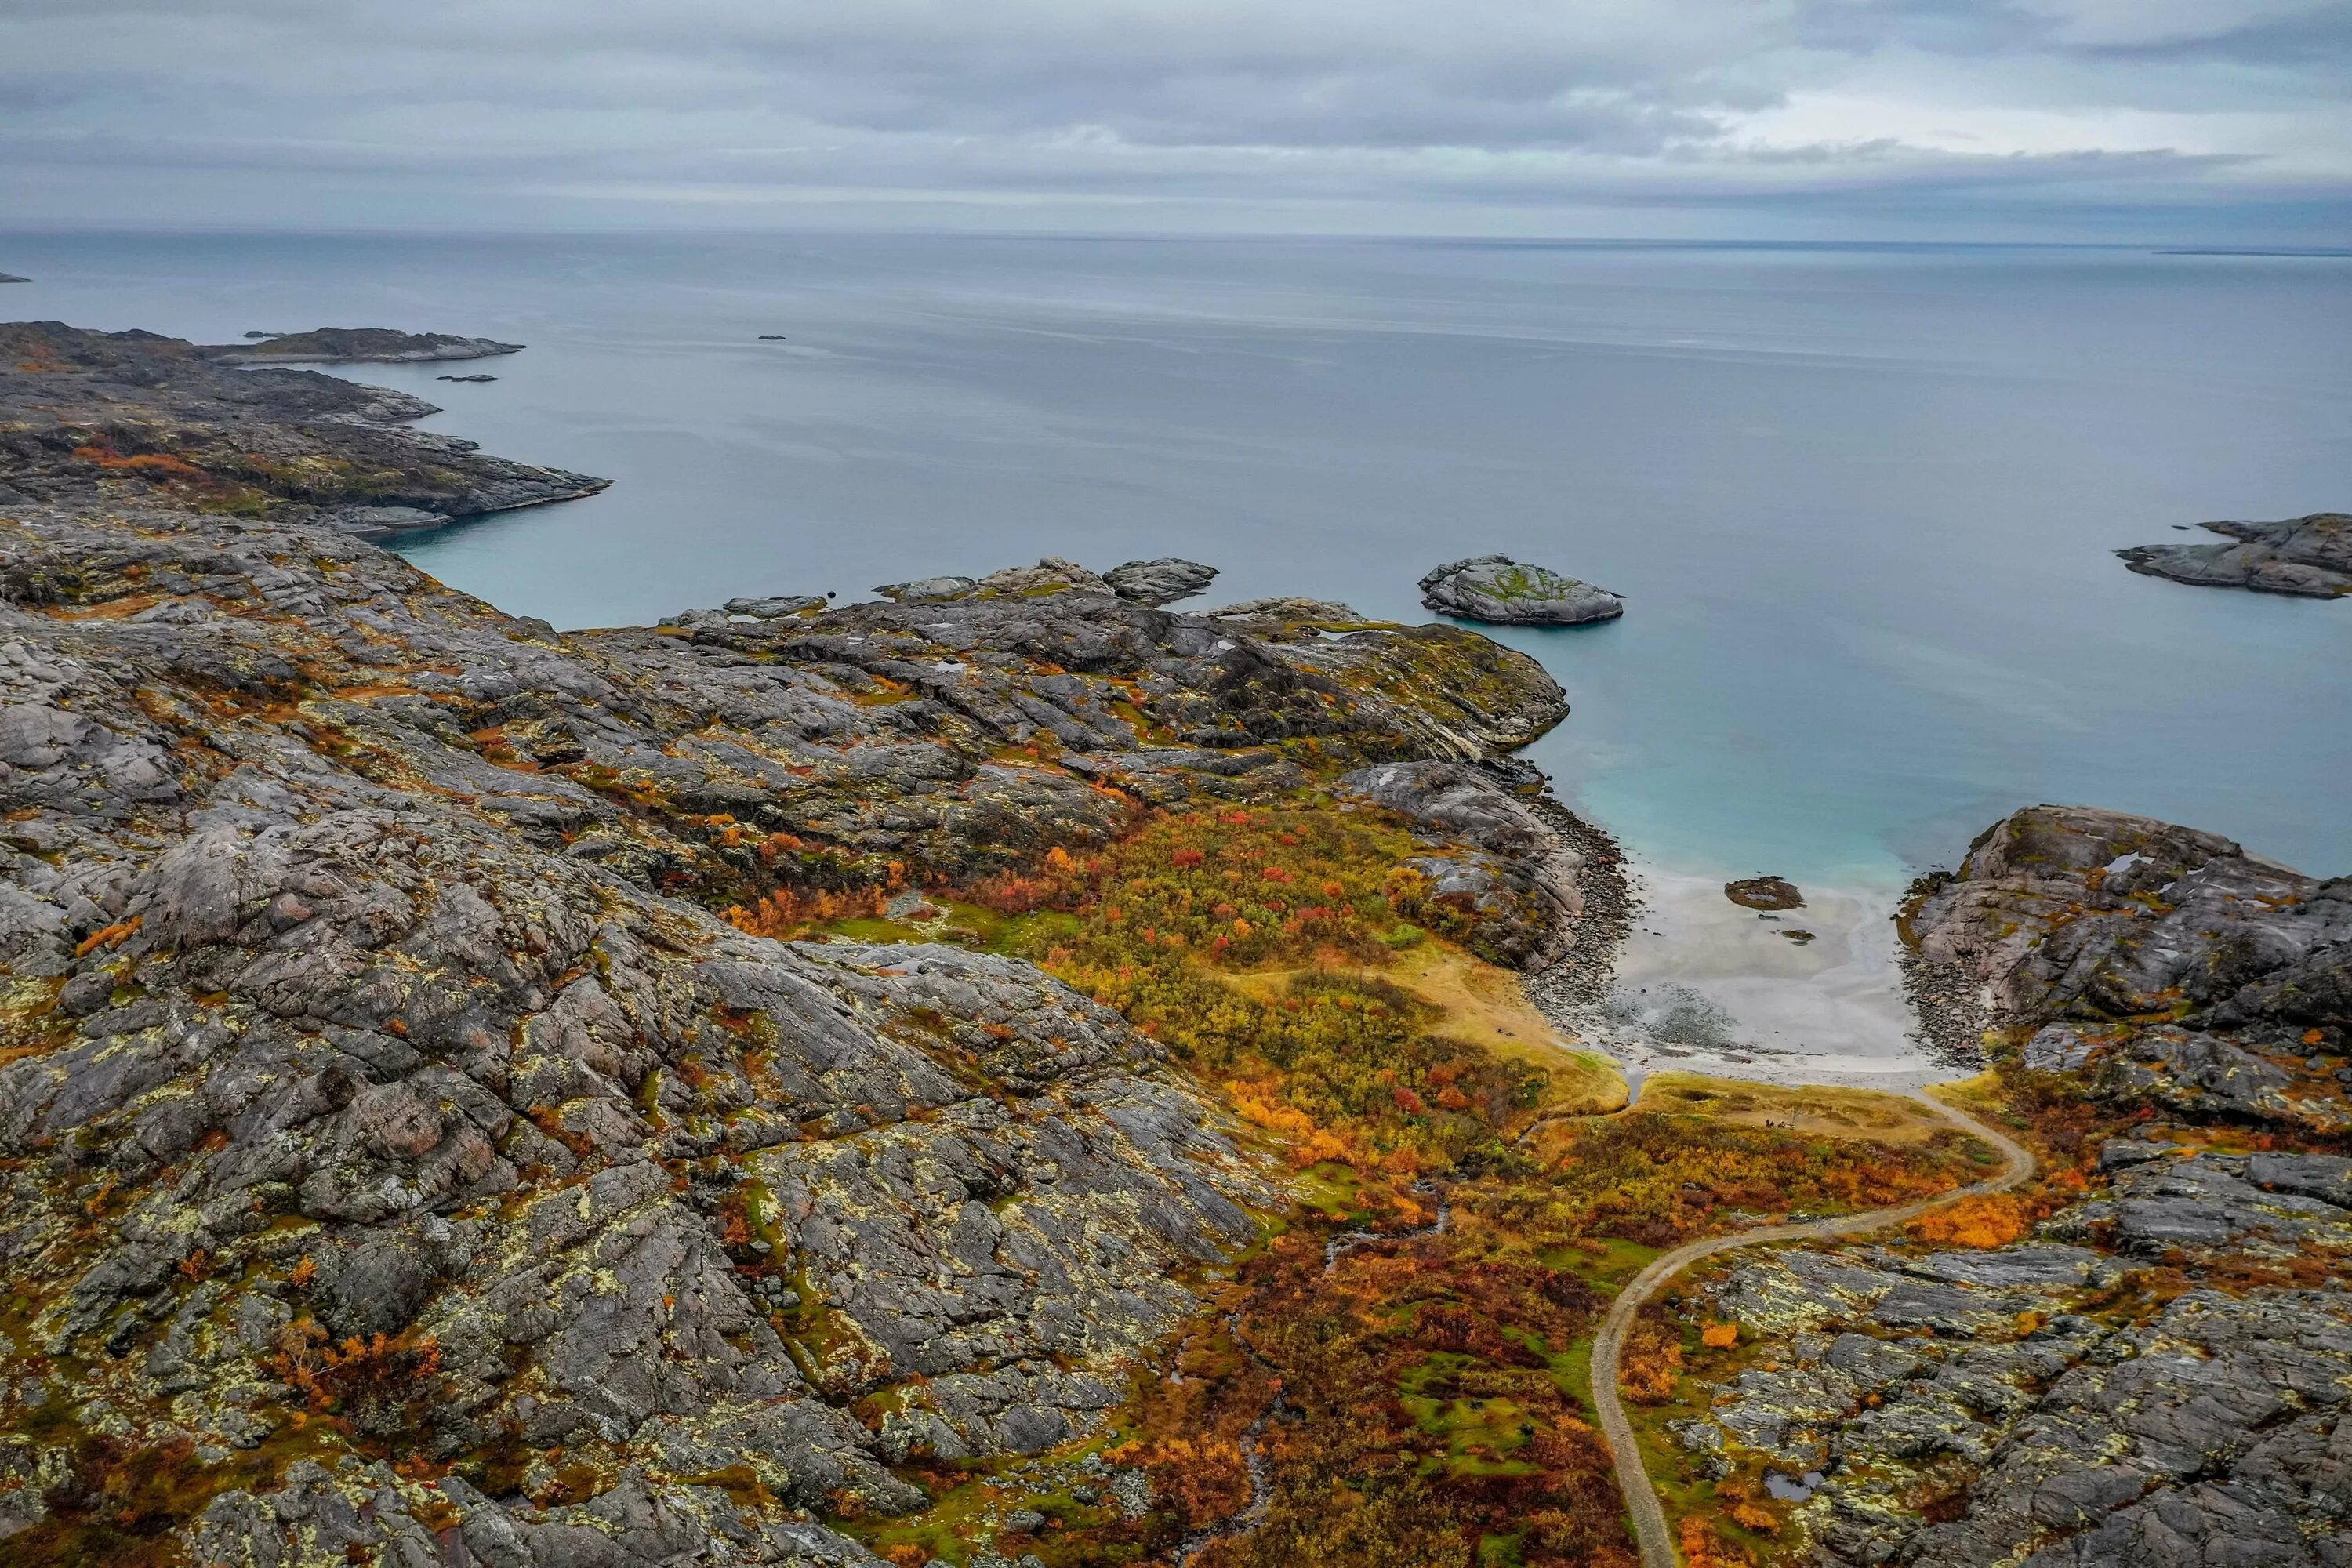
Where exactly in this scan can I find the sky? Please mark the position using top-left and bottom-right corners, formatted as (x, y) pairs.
(2, 0), (2348, 243)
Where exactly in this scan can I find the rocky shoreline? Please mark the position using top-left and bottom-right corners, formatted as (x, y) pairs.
(0, 321), (1593, 1566)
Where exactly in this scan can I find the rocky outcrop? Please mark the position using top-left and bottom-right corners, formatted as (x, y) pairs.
(1910, 805), (2350, 1115)
(1674, 1134), (2352, 1568)
(1339, 759), (1584, 968)
(209, 328), (525, 365)
(0, 321), (1581, 1563)
(724, 593), (828, 620)
(1102, 558), (1217, 606)
(1682, 1247), (2352, 1568)
(1419, 554), (1624, 626)
(2118, 514), (2352, 598)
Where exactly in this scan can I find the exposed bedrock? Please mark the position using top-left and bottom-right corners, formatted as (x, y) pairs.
(1908, 805), (2350, 1130)
(2117, 514), (2352, 599)
(0, 321), (1585, 1563)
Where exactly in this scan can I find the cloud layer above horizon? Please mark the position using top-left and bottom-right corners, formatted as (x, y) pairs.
(3, 0), (2348, 241)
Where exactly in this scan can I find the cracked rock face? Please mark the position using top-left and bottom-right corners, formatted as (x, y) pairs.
(0, 325), (1600, 1565)
(1910, 804), (2351, 1134)
(1687, 1238), (2352, 1568)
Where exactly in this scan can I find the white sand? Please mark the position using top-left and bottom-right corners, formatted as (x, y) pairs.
(1563, 861), (1945, 1096)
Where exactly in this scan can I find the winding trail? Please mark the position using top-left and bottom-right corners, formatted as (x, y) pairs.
(1588, 1091), (2037, 1568)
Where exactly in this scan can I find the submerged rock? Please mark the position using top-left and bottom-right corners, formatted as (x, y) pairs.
(1726, 876), (1804, 910)
(2117, 513), (2352, 597)
(1103, 557), (1218, 605)
(1419, 553), (1624, 625)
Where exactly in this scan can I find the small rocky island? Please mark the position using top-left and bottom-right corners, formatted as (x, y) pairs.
(2117, 512), (2351, 597)
(1421, 552), (1624, 625)
(209, 327), (525, 365)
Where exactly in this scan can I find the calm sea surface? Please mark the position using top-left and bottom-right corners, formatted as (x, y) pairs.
(7, 231), (2348, 893)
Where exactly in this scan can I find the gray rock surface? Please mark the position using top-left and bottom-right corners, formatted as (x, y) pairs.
(1691, 1237), (2352, 1568)
(725, 593), (827, 619)
(873, 574), (980, 604)
(1102, 557), (1218, 605)
(1339, 759), (1584, 968)
(2118, 513), (2352, 598)
(1419, 553), (1624, 626)
(1910, 804), (2350, 1133)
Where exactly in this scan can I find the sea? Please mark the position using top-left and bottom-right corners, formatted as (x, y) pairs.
(7, 231), (2347, 1076)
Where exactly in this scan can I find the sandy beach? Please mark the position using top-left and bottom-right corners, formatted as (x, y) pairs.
(1554, 860), (1946, 1095)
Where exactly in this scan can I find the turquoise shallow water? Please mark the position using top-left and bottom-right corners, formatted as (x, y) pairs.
(5, 230), (2347, 888)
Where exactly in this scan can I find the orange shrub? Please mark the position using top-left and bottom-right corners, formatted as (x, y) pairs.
(1621, 1319), (1684, 1403)
(1909, 1193), (2033, 1249)
(725, 884), (887, 938)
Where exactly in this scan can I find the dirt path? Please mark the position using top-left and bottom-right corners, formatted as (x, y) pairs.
(1587, 1091), (2037, 1568)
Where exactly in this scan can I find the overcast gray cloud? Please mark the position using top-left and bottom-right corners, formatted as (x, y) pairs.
(1, 0), (2347, 239)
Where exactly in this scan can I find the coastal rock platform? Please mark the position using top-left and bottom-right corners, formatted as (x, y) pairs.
(2117, 513), (2352, 597)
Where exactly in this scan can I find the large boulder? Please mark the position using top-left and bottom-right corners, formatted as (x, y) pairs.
(1418, 554), (1624, 625)
(1103, 557), (1218, 606)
